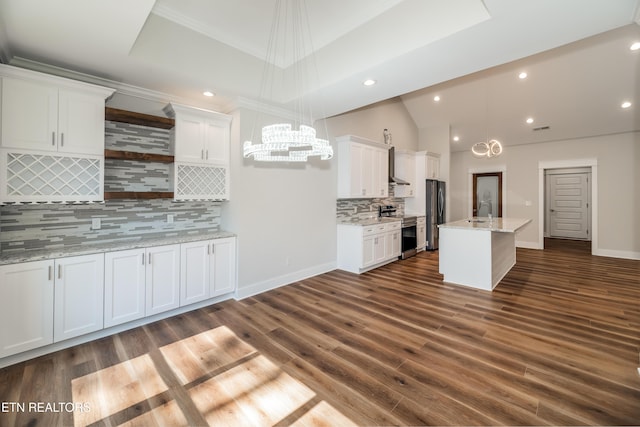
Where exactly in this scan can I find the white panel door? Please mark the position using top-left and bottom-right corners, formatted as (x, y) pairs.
(0, 260), (54, 358)
(146, 244), (180, 316)
(180, 240), (211, 306)
(104, 248), (146, 328)
(203, 119), (229, 165)
(174, 115), (205, 163)
(54, 254), (104, 342)
(549, 173), (590, 239)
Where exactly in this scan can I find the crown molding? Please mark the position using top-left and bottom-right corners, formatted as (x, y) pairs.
(7, 57), (232, 112)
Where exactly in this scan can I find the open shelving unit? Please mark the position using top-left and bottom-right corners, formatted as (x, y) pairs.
(103, 108), (176, 200)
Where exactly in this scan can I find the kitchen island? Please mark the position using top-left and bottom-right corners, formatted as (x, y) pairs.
(438, 217), (531, 291)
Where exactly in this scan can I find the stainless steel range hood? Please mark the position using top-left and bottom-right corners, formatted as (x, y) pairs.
(388, 146), (410, 185)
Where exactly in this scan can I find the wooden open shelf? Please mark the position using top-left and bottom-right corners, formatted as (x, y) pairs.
(104, 149), (174, 163)
(104, 191), (174, 200)
(105, 107), (175, 129)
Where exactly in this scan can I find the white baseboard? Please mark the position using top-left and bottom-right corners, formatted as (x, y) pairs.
(593, 248), (640, 260)
(235, 261), (337, 300)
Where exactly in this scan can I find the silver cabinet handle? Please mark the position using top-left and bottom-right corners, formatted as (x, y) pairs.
(52, 132), (56, 146)
(141, 253), (145, 265)
(58, 264), (62, 279)
(148, 253), (151, 264)
(60, 132), (64, 147)
(201, 149), (204, 160)
(48, 265), (52, 281)
(206, 150), (209, 160)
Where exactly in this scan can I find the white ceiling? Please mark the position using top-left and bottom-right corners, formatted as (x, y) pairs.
(0, 0), (638, 152)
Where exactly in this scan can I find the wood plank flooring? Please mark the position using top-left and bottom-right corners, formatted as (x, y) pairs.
(1, 241), (639, 426)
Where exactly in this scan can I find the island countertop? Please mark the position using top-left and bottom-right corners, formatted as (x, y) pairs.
(439, 217), (531, 233)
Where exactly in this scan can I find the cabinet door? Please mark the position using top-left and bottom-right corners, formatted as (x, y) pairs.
(390, 230), (401, 258)
(104, 248), (146, 328)
(374, 147), (389, 198)
(417, 223), (426, 250)
(211, 237), (236, 297)
(146, 244), (180, 316)
(362, 234), (376, 267)
(360, 145), (374, 197)
(57, 89), (106, 155)
(180, 240), (211, 306)
(0, 260), (54, 358)
(426, 154), (440, 179)
(203, 119), (229, 165)
(373, 234), (386, 264)
(54, 254), (104, 342)
(1, 77), (58, 151)
(174, 115), (205, 163)
(348, 143), (364, 197)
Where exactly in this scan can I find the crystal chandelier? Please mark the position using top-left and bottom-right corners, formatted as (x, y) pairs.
(243, 0), (333, 162)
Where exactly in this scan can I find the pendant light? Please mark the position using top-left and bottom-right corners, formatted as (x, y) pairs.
(243, 0), (333, 162)
(472, 78), (503, 158)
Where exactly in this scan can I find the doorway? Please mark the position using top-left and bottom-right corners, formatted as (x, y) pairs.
(538, 158), (597, 254)
(545, 168), (591, 240)
(473, 172), (503, 217)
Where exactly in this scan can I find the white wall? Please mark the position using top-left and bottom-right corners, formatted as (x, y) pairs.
(321, 97), (419, 150)
(221, 107), (337, 298)
(450, 131), (640, 259)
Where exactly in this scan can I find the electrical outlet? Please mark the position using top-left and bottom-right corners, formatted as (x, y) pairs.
(167, 214), (174, 223)
(91, 218), (101, 230)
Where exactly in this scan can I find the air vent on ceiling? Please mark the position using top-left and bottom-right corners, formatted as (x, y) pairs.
(533, 125), (551, 131)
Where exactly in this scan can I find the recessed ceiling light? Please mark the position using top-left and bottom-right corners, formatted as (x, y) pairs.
(363, 79), (376, 86)
(434, 95), (441, 102)
(203, 91), (215, 97)
(518, 72), (528, 79)
(630, 42), (640, 51)
(452, 135), (459, 142)
(621, 101), (632, 109)
(526, 117), (534, 124)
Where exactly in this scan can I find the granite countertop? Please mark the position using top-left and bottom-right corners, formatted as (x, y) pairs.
(0, 229), (236, 265)
(337, 217), (402, 226)
(438, 217), (531, 233)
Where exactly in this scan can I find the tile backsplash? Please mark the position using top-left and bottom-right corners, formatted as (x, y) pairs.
(0, 199), (222, 254)
(336, 186), (405, 221)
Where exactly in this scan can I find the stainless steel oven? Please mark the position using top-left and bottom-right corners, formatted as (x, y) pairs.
(400, 216), (417, 259)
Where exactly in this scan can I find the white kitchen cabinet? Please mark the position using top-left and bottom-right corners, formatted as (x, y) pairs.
(0, 67), (114, 155)
(145, 244), (181, 316)
(164, 103), (232, 200)
(337, 220), (400, 273)
(104, 248), (146, 328)
(426, 152), (441, 179)
(180, 237), (237, 306)
(417, 216), (426, 251)
(164, 102), (231, 165)
(0, 260), (54, 358)
(394, 150), (416, 198)
(53, 254), (104, 342)
(104, 244), (180, 326)
(336, 135), (389, 199)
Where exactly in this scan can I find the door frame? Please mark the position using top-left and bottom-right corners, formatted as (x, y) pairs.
(467, 165), (507, 218)
(473, 172), (503, 217)
(538, 159), (598, 254)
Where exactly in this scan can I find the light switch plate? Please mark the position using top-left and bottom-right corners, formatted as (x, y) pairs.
(91, 218), (101, 230)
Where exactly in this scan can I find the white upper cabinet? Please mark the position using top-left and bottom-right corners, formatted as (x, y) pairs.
(0, 65), (114, 155)
(337, 135), (389, 199)
(394, 150), (416, 198)
(426, 152), (441, 179)
(164, 103), (231, 166)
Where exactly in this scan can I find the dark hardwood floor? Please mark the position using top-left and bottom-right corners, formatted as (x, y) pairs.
(1, 241), (639, 426)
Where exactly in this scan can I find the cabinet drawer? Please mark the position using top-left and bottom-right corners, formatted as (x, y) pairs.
(363, 224), (387, 236)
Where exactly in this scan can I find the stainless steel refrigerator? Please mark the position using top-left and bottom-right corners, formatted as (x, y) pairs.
(425, 179), (446, 250)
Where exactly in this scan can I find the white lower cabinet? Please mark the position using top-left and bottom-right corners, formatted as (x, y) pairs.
(0, 260), (54, 358)
(417, 216), (426, 251)
(1, 236), (236, 362)
(338, 221), (401, 274)
(180, 237), (237, 306)
(104, 248), (146, 328)
(104, 244), (180, 327)
(145, 244), (181, 316)
(0, 253), (104, 358)
(54, 254), (104, 342)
